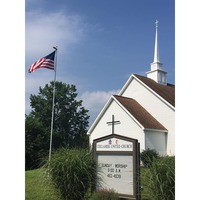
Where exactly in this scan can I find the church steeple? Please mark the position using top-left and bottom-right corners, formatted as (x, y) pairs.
(146, 20), (167, 85)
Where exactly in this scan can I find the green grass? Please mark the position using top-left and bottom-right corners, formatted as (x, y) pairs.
(25, 168), (61, 200)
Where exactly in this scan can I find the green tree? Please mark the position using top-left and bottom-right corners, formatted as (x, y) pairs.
(25, 113), (49, 170)
(25, 81), (90, 170)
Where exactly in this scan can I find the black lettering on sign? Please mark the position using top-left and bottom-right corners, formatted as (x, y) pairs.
(115, 169), (121, 173)
(97, 144), (111, 148)
(111, 144), (120, 148)
(107, 174), (112, 178)
(108, 168), (114, 172)
(115, 164), (128, 168)
(100, 163), (112, 168)
(120, 144), (132, 148)
(113, 174), (121, 179)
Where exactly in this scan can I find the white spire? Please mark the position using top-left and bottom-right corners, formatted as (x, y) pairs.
(146, 20), (167, 85)
(150, 19), (162, 71)
(153, 20), (159, 63)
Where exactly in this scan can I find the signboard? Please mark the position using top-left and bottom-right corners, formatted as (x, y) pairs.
(97, 155), (134, 195)
(93, 134), (140, 200)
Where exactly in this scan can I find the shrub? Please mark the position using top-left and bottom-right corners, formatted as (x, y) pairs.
(142, 156), (175, 200)
(140, 148), (160, 167)
(89, 189), (119, 200)
(48, 148), (96, 200)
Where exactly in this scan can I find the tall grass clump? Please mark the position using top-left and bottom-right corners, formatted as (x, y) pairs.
(140, 148), (160, 167)
(142, 156), (175, 200)
(48, 148), (96, 200)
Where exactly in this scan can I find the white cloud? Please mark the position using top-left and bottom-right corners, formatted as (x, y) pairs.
(26, 10), (86, 59)
(80, 90), (120, 125)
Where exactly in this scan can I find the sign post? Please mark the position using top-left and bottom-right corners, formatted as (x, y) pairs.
(93, 134), (140, 200)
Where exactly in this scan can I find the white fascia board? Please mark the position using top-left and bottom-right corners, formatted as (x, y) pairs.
(112, 96), (144, 130)
(87, 96), (113, 135)
(118, 74), (133, 96)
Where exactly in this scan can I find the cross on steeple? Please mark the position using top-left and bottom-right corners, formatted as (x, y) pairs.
(155, 19), (159, 28)
(106, 115), (120, 134)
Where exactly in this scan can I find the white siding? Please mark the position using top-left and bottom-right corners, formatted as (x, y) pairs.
(145, 130), (166, 155)
(89, 99), (145, 151)
(147, 71), (158, 83)
(120, 76), (175, 155)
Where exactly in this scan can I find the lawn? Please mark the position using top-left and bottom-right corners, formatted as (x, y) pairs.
(25, 168), (61, 200)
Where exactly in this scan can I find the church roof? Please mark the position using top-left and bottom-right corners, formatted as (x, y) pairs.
(134, 74), (175, 107)
(113, 95), (167, 130)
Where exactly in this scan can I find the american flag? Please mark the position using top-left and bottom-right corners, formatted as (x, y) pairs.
(28, 50), (56, 73)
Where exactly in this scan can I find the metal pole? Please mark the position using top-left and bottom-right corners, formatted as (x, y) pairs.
(48, 47), (58, 170)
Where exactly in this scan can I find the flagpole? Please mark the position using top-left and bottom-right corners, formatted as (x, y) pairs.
(48, 46), (58, 171)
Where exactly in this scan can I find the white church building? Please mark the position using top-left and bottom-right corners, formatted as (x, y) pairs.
(87, 21), (175, 156)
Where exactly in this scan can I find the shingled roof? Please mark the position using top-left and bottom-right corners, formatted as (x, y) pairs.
(134, 74), (175, 107)
(113, 95), (167, 130)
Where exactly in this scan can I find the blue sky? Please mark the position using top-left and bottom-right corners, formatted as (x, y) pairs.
(25, 0), (175, 125)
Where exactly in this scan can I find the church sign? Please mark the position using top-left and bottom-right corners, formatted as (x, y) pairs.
(93, 134), (140, 200)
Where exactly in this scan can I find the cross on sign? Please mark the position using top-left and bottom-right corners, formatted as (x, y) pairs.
(106, 115), (120, 134)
